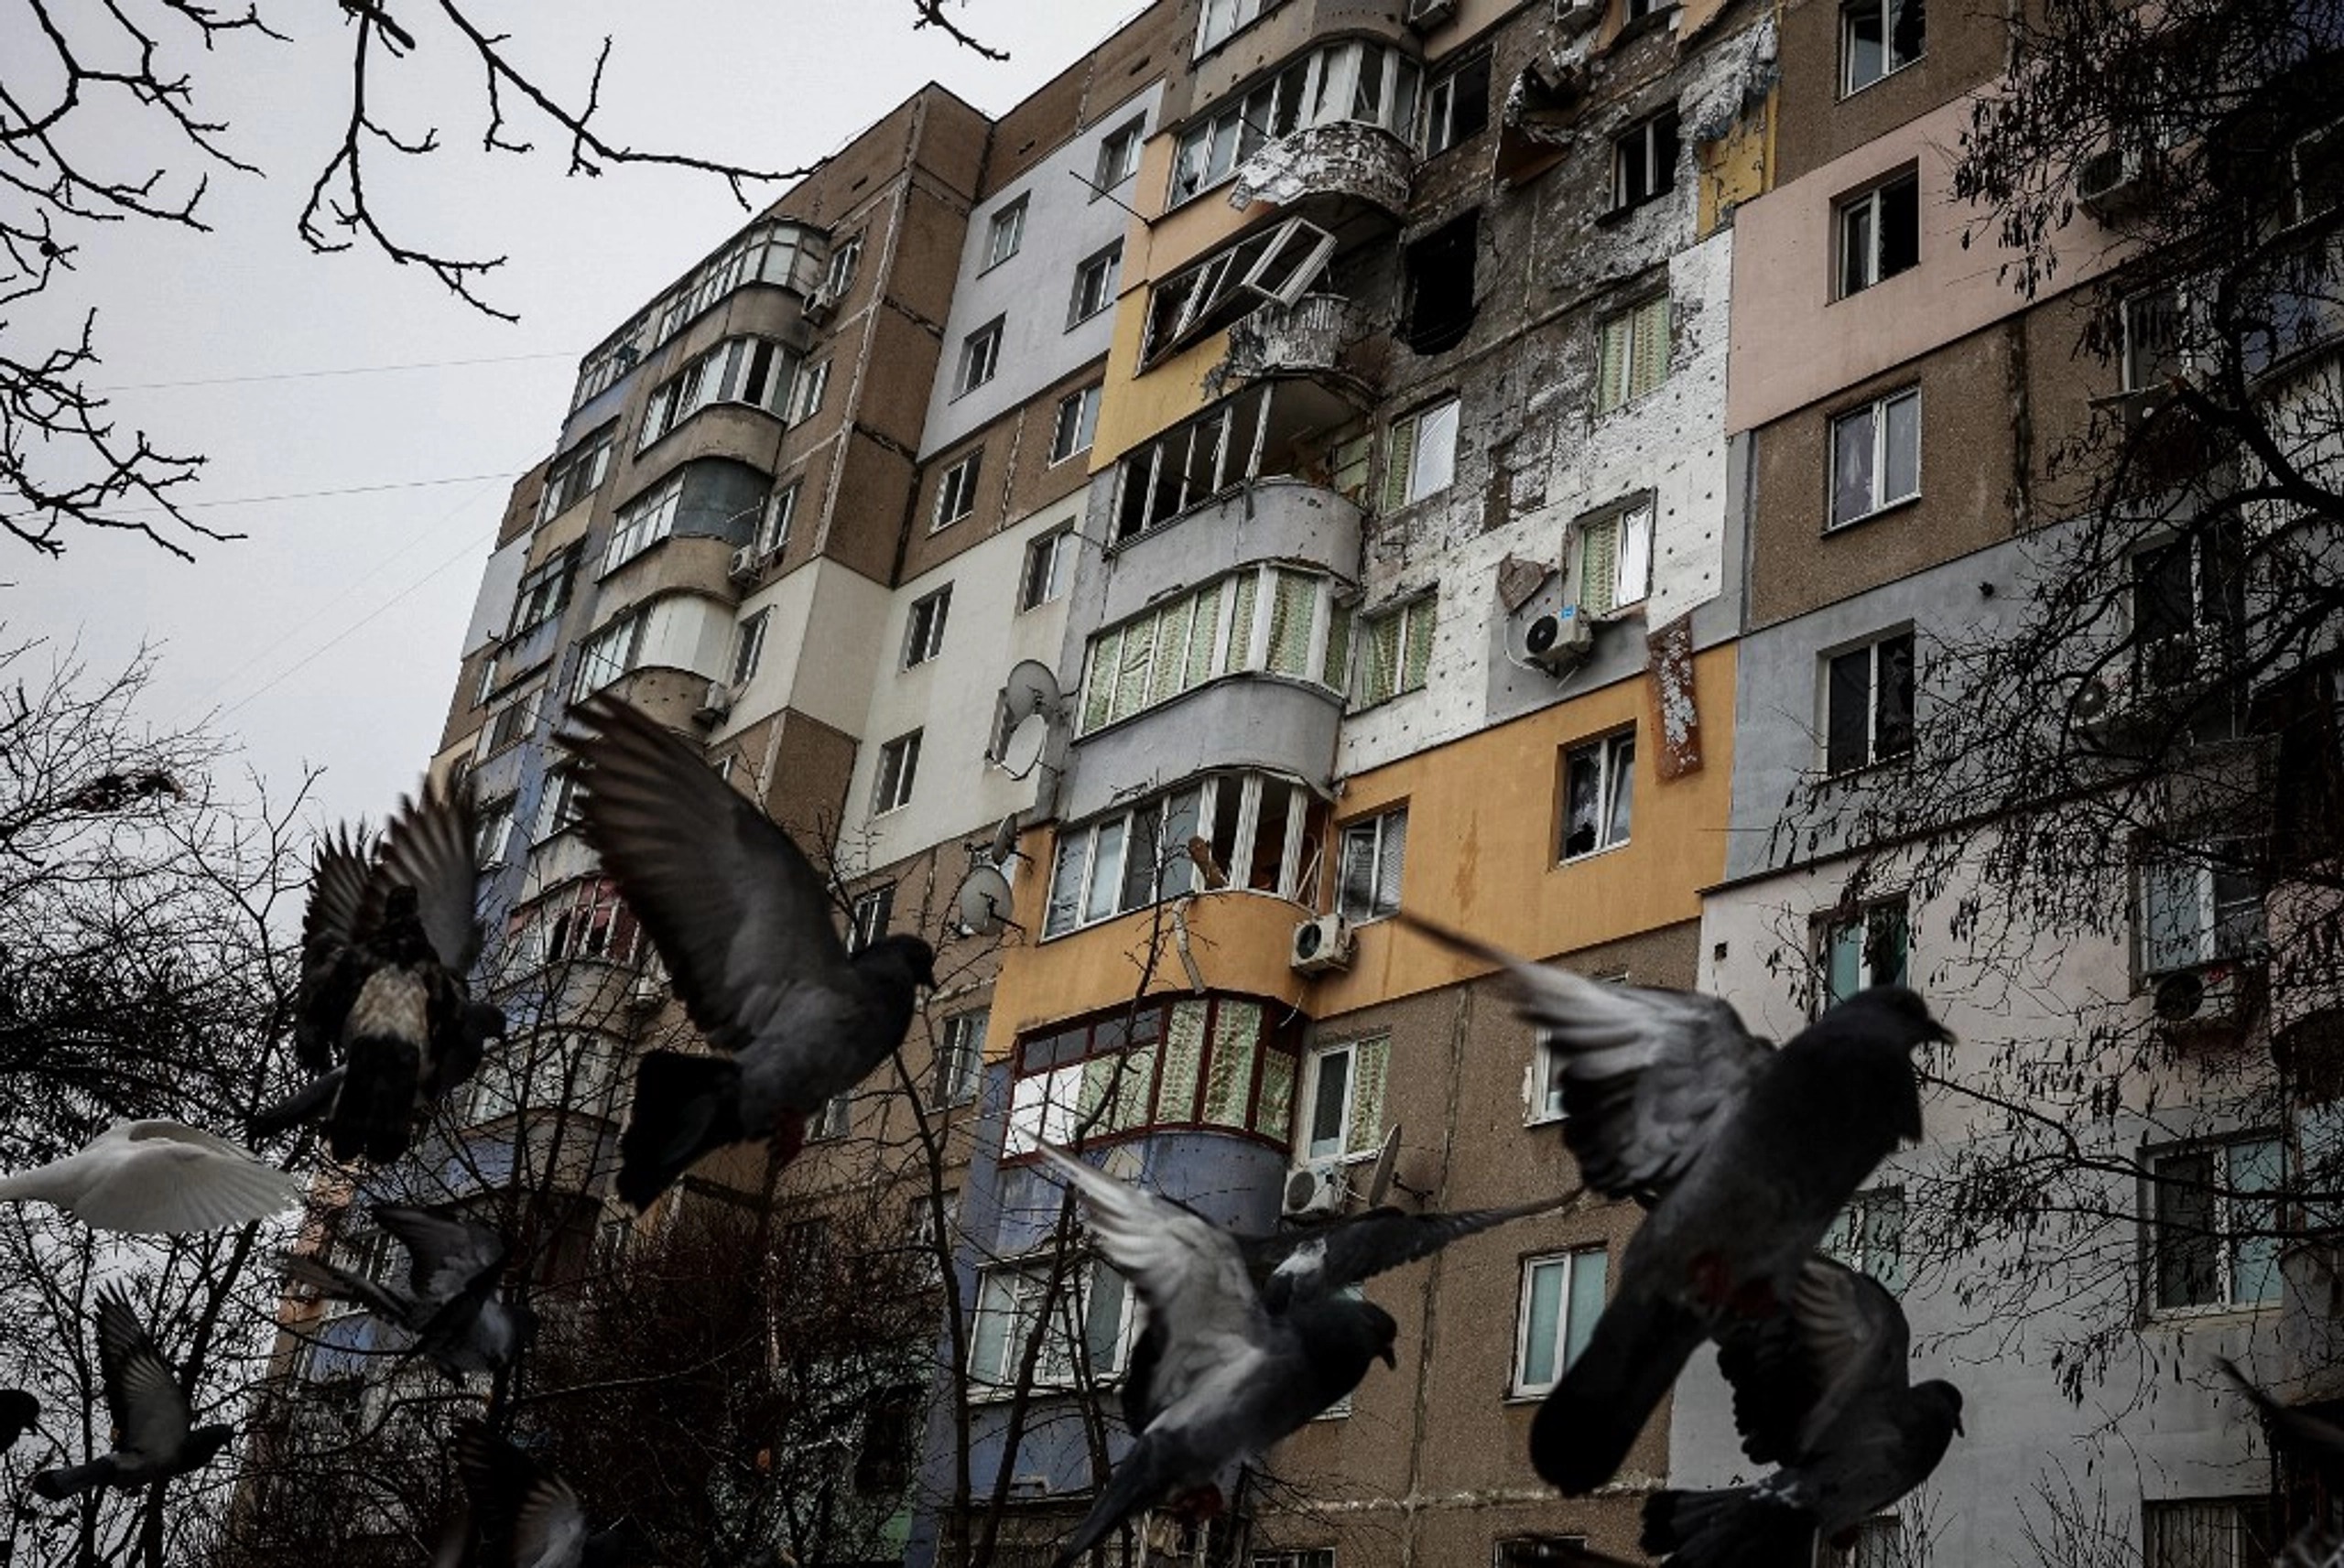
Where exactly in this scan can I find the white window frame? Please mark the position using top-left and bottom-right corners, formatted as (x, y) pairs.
(846, 883), (895, 955)
(935, 451), (982, 531)
(1077, 567), (1348, 734)
(1612, 111), (1679, 211)
(1822, 630), (1915, 775)
(1069, 242), (1123, 328)
(790, 359), (830, 424)
(1596, 297), (1671, 414)
(571, 611), (647, 699)
(2142, 1497), (2278, 1567)
(537, 428), (615, 523)
(982, 199), (1027, 270)
(1383, 396), (1460, 510)
(1423, 50), (1492, 157)
(1049, 385), (1101, 465)
(822, 232), (863, 297)
(511, 545), (581, 636)
(731, 610), (769, 688)
(1841, 0), (1924, 95)
(1574, 500), (1655, 617)
(1095, 118), (1145, 193)
(968, 1259), (1134, 1392)
(1836, 171), (1921, 297)
(1821, 1187), (1907, 1292)
(1019, 526), (1077, 611)
(1336, 807), (1407, 923)
(532, 768), (581, 844)
(1142, 218), (1336, 366)
(905, 587), (951, 668)
(1818, 897), (1910, 1011)
(873, 733), (921, 816)
(759, 480), (800, 557)
(475, 795), (516, 867)
(1196, 0), (1273, 55)
(477, 684), (542, 758)
(1560, 731), (1634, 861)
(957, 319), (1004, 395)
(1828, 387), (1922, 528)
(2137, 841), (2263, 977)
(1299, 1033), (1388, 1164)
(2148, 1135), (2283, 1314)
(603, 474), (685, 575)
(812, 1089), (854, 1141)
(934, 1010), (988, 1108)
(1352, 597), (1435, 708)
(1042, 772), (1314, 939)
(1511, 1247), (1610, 1398)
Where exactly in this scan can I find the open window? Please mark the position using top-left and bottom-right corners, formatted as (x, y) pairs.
(1403, 212), (1478, 355)
(1143, 219), (1337, 366)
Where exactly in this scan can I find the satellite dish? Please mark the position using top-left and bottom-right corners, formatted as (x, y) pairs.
(1000, 660), (1064, 730)
(999, 713), (1049, 779)
(1365, 1124), (1403, 1207)
(2154, 970), (2206, 1022)
(988, 812), (1025, 867)
(954, 864), (1015, 937)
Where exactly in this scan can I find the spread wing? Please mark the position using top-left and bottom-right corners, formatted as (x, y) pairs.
(374, 1203), (507, 1305)
(564, 694), (853, 1054)
(375, 778), (485, 972)
(69, 1122), (300, 1234)
(94, 1290), (190, 1463)
(1246, 1195), (1569, 1310)
(511, 1471), (591, 1568)
(296, 827), (377, 1070)
(1718, 1255), (1910, 1465)
(1401, 914), (1774, 1198)
(1038, 1149), (1265, 1430)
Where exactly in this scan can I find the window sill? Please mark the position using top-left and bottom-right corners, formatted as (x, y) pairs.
(948, 376), (998, 405)
(1503, 1387), (1557, 1406)
(1821, 753), (1912, 785)
(1822, 492), (1921, 535)
(1347, 683), (1428, 717)
(1557, 838), (1632, 869)
(1838, 54), (1924, 102)
(1066, 306), (1112, 333)
(1831, 265), (1920, 305)
(1525, 1110), (1564, 1129)
(931, 511), (973, 535)
(1045, 444), (1092, 470)
(1337, 908), (1398, 929)
(1594, 190), (1677, 227)
(2143, 1300), (2277, 1326)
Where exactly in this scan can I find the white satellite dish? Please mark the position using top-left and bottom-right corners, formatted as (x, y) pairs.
(954, 863), (1015, 937)
(1001, 659), (1064, 727)
(987, 811), (1024, 867)
(999, 713), (1049, 779)
(1364, 1123), (1403, 1207)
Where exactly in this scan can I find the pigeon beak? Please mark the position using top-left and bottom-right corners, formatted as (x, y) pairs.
(1954, 1411), (1966, 1436)
(1379, 1345), (1398, 1369)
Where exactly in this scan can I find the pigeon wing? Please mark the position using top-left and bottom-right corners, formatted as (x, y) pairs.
(1400, 914), (1774, 1197)
(376, 779), (485, 972)
(565, 694), (853, 1055)
(1246, 1195), (1569, 1309)
(64, 1122), (299, 1234)
(511, 1470), (591, 1568)
(1719, 1255), (1909, 1465)
(295, 827), (376, 1071)
(374, 1203), (507, 1306)
(94, 1291), (190, 1464)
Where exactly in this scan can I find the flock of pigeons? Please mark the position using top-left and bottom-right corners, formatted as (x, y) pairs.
(0, 692), (2303, 1564)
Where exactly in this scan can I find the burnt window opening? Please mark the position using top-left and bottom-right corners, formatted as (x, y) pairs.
(1403, 213), (1479, 356)
(1612, 110), (1681, 212)
(1424, 51), (1492, 156)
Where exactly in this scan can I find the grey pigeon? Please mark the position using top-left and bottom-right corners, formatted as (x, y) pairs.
(30, 1289), (233, 1498)
(1642, 1257), (1962, 1567)
(452, 1419), (645, 1568)
(0, 1120), (300, 1234)
(1400, 913), (1946, 1494)
(1122, 1193), (1569, 1433)
(0, 1389), (37, 1453)
(283, 1201), (533, 1378)
(1039, 1148), (1398, 1568)
(561, 695), (936, 1210)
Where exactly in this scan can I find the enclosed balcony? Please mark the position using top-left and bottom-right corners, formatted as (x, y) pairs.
(1231, 119), (1416, 223)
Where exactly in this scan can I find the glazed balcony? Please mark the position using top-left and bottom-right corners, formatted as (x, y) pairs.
(1231, 120), (1415, 225)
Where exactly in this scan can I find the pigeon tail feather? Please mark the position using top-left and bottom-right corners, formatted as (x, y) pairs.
(1642, 1486), (1815, 1568)
(1054, 1432), (1183, 1568)
(251, 1070), (344, 1142)
(328, 1035), (421, 1162)
(617, 1052), (744, 1210)
(1532, 1289), (1707, 1494)
(31, 1459), (120, 1499)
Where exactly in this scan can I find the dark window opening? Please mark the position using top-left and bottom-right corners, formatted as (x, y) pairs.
(1403, 213), (1478, 356)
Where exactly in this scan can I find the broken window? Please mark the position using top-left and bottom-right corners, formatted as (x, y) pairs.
(2129, 524), (2245, 687)
(1167, 43), (1423, 204)
(1384, 397), (1460, 510)
(537, 428), (615, 523)
(1612, 110), (1681, 211)
(1824, 630), (1915, 774)
(1576, 499), (1654, 614)
(1596, 297), (1671, 413)
(1403, 212), (1478, 355)
(1143, 219), (1336, 365)
(1836, 170), (1920, 297)
(1843, 0), (1925, 93)
(1424, 50), (1492, 156)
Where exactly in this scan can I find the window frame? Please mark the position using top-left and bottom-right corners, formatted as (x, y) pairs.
(2146, 1134), (2283, 1314)
(1816, 895), (1911, 1013)
(1595, 296), (1671, 414)
(1573, 499), (1655, 617)
(1384, 396), (1461, 510)
(1005, 994), (1303, 1155)
(510, 544), (582, 636)
(1560, 730), (1636, 862)
(822, 232), (863, 298)
(1336, 807), (1408, 924)
(1422, 49), (1492, 156)
(1835, 169), (1922, 297)
(934, 450), (982, 532)
(1612, 110), (1682, 212)
(790, 358), (830, 424)
(731, 609), (770, 688)
(982, 198), (1027, 271)
(1840, 0), (1924, 96)
(1351, 596), (1437, 709)
(872, 732), (921, 816)
(571, 610), (647, 699)
(846, 883), (895, 955)
(1821, 1187), (1907, 1293)
(933, 1009), (988, 1108)
(1048, 385), (1102, 466)
(1142, 217), (1337, 367)
(905, 586), (952, 669)
(967, 1255), (1134, 1392)
(956, 318), (1005, 396)
(603, 473), (685, 575)
(759, 479), (800, 558)
(1510, 1246), (1610, 1398)
(1298, 1033), (1390, 1164)
(1018, 526), (1078, 611)
(537, 427), (616, 524)
(1827, 386), (1922, 529)
(1095, 118), (1145, 193)
(2141, 1496), (2280, 1566)
(2135, 838), (2263, 978)
(1043, 772), (1323, 939)
(1069, 241), (1123, 329)
(1822, 629), (1916, 775)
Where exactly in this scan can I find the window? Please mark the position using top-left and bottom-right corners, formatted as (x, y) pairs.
(790, 358), (830, 423)
(982, 200), (1026, 269)
(1562, 732), (1634, 860)
(535, 877), (642, 966)
(479, 686), (541, 757)
(537, 428), (614, 523)
(1337, 808), (1407, 923)
(847, 884), (895, 956)
(1353, 598), (1435, 708)
(852, 1384), (923, 1496)
(1077, 567), (1351, 732)
(604, 474), (684, 574)
(2152, 1134), (2283, 1312)
(1069, 242), (1122, 328)
(905, 587), (951, 668)
(1144, 218), (1336, 365)
(1019, 526), (1077, 611)
(1819, 898), (1909, 1010)
(1424, 51), (1492, 155)
(1095, 119), (1145, 192)
(1384, 397), (1460, 509)
(2122, 285), (2188, 394)
(1169, 43), (1424, 203)
(1576, 500), (1654, 616)
(647, 222), (820, 348)
(1822, 1188), (1907, 1292)
(572, 610), (646, 698)
(475, 795), (515, 866)
(1596, 297), (1671, 413)
(2138, 842), (2263, 975)
(1498, 1539), (1593, 1567)
(1613, 111), (1681, 211)
(1196, 0), (1272, 53)
(1049, 386), (1101, 465)
(760, 480), (800, 557)
(1301, 1034), (1389, 1162)
(1115, 383), (1318, 539)
(935, 1010), (987, 1108)
(812, 1090), (854, 1140)
(968, 1260), (1130, 1389)
(1512, 1248), (1609, 1397)
(2142, 1498), (2279, 1567)
(1823, 1519), (1909, 1568)
(822, 232), (862, 298)
(1842, 0), (1924, 93)
(1044, 773), (1325, 937)
(510, 545), (581, 636)
(935, 451), (982, 531)
(732, 610), (769, 687)
(1403, 213), (1477, 356)
(2130, 526), (2245, 688)
(635, 337), (799, 451)
(1837, 172), (1921, 297)
(873, 734), (920, 816)
(1009, 996), (1300, 1153)
(533, 769), (581, 843)
(1825, 631), (1915, 774)
(957, 319), (1004, 395)
(1829, 388), (1921, 527)
(475, 653), (504, 708)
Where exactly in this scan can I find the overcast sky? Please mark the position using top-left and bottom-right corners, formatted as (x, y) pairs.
(5, 3), (1120, 834)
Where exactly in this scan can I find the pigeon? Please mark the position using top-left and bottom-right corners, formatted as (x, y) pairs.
(282, 1201), (534, 1378)
(0, 1389), (37, 1453)
(1399, 913), (1948, 1494)
(0, 1120), (300, 1234)
(273, 786), (504, 1162)
(561, 694), (937, 1210)
(451, 1419), (645, 1568)
(30, 1288), (233, 1498)
(1038, 1148), (1399, 1568)
(1642, 1257), (1962, 1567)
(1121, 1193), (1571, 1433)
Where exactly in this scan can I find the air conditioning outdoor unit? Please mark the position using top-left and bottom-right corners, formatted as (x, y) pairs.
(2070, 663), (2135, 744)
(1282, 1163), (1350, 1218)
(2078, 146), (2159, 222)
(804, 289), (837, 326)
(1524, 605), (1595, 674)
(727, 544), (760, 582)
(2153, 961), (2252, 1026)
(693, 680), (733, 727)
(1290, 913), (1354, 975)
(1405, 0), (1460, 30)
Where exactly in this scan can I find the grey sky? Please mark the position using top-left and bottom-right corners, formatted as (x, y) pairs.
(5, 3), (1119, 833)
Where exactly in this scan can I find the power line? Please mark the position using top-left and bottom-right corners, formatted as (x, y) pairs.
(0, 471), (522, 524)
(92, 351), (581, 394)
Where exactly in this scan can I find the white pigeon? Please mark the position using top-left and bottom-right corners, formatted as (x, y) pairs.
(0, 1120), (301, 1234)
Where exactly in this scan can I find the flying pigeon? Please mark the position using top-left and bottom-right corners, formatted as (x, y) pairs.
(282, 1201), (533, 1378)
(0, 1389), (37, 1453)
(561, 695), (937, 1210)
(30, 1289), (233, 1498)
(451, 1419), (644, 1568)
(1399, 913), (1947, 1494)
(270, 787), (505, 1162)
(1643, 1257), (1963, 1567)
(0, 1120), (300, 1234)
(1038, 1148), (1399, 1568)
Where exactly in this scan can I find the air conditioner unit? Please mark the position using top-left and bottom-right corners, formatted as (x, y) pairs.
(1524, 606), (1595, 674)
(693, 680), (733, 727)
(804, 289), (837, 326)
(1405, 0), (1460, 29)
(1290, 913), (1354, 975)
(2070, 663), (2137, 744)
(2078, 146), (2159, 222)
(727, 544), (760, 583)
(2153, 960), (2252, 1026)
(1282, 1163), (1351, 1218)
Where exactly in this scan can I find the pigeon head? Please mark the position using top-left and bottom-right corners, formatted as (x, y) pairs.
(185, 1423), (235, 1466)
(859, 933), (938, 990)
(1915, 1379), (1965, 1436)
(1306, 1297), (1401, 1372)
(374, 884), (438, 961)
(1846, 986), (1955, 1051)
(461, 1000), (509, 1044)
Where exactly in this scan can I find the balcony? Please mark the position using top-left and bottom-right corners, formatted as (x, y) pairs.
(1103, 478), (1362, 626)
(1067, 676), (1341, 823)
(1221, 294), (1380, 394)
(1231, 122), (1415, 226)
